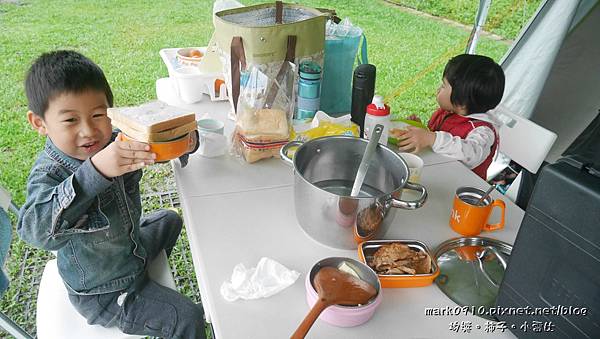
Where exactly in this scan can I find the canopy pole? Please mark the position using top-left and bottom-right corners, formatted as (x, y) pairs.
(466, 0), (492, 54)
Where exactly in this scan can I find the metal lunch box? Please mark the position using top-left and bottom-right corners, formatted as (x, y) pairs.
(357, 240), (439, 288)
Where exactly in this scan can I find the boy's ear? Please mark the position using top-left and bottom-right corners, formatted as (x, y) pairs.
(27, 111), (47, 135)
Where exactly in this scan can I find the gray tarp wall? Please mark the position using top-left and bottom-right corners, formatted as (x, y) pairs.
(530, 1), (600, 161)
(494, 0), (600, 162)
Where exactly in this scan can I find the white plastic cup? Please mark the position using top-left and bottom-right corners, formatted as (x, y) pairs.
(196, 118), (226, 157)
(197, 118), (224, 135)
(197, 132), (227, 158)
(398, 152), (424, 183)
(175, 66), (204, 104)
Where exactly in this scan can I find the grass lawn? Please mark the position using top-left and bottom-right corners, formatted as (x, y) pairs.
(390, 0), (542, 40)
(0, 0), (522, 336)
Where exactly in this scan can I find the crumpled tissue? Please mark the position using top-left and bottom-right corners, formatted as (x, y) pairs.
(310, 111), (353, 129)
(220, 257), (300, 302)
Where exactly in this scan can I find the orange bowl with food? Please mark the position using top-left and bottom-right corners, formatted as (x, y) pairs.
(176, 47), (205, 66)
(119, 132), (190, 163)
(358, 239), (439, 288)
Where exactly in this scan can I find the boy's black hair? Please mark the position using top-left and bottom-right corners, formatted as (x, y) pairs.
(25, 50), (113, 118)
(443, 54), (505, 114)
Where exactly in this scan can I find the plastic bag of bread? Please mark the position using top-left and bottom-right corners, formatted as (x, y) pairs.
(232, 63), (295, 163)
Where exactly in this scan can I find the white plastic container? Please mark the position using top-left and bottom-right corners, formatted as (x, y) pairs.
(174, 66), (205, 103)
(159, 47), (228, 104)
(363, 95), (390, 145)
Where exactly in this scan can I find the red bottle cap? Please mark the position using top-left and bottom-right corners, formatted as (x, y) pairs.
(366, 95), (390, 116)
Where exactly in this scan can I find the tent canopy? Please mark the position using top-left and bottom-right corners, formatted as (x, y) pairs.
(495, 0), (600, 162)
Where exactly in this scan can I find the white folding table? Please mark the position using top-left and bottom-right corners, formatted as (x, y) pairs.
(158, 81), (524, 338)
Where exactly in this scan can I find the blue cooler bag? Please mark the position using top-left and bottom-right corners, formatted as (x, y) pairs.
(320, 19), (367, 115)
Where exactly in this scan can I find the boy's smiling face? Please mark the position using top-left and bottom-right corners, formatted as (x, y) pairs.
(28, 90), (113, 161)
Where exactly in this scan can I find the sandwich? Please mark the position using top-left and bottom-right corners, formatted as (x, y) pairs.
(107, 101), (197, 143)
(107, 101), (197, 162)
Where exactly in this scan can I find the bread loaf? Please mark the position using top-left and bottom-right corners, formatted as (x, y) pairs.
(233, 129), (288, 163)
(233, 108), (290, 163)
(237, 108), (289, 139)
(240, 144), (282, 163)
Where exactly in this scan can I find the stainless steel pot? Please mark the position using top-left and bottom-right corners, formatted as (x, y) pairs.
(280, 136), (427, 249)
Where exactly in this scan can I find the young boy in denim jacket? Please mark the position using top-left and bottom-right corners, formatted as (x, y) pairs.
(18, 50), (206, 339)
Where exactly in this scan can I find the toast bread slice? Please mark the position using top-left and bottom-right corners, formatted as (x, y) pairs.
(117, 120), (197, 142)
(108, 101), (196, 134)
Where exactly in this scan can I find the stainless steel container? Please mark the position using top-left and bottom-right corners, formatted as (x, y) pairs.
(280, 136), (427, 249)
(358, 240), (440, 288)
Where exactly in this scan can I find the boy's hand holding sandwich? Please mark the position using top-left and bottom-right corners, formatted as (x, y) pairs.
(91, 132), (156, 178)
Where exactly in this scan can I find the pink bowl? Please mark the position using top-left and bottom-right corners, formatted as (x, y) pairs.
(304, 272), (382, 327)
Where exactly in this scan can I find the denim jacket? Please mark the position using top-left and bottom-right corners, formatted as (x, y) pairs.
(17, 133), (148, 295)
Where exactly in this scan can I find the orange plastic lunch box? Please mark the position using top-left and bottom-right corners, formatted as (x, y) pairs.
(119, 132), (190, 162)
(357, 240), (440, 288)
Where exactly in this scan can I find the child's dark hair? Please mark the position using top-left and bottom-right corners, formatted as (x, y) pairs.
(25, 50), (113, 118)
(443, 54), (505, 114)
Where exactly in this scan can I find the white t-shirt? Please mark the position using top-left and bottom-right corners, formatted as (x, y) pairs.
(431, 113), (500, 169)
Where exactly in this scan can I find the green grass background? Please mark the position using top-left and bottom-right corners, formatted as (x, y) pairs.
(0, 0), (539, 336)
(0, 0), (541, 204)
(390, 0), (541, 40)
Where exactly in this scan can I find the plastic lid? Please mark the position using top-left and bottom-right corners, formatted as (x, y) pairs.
(299, 61), (322, 80)
(433, 237), (512, 320)
(366, 95), (390, 116)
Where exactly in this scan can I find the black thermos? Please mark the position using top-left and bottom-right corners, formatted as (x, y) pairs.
(351, 64), (376, 137)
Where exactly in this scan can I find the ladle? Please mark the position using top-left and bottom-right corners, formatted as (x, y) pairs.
(291, 267), (377, 339)
(350, 124), (384, 197)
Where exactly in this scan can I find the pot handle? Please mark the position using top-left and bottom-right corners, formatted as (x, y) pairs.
(280, 140), (303, 166)
(390, 181), (427, 209)
(477, 246), (508, 288)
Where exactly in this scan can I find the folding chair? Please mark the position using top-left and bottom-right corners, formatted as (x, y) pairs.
(0, 186), (34, 339)
(487, 105), (558, 202)
(0, 185), (177, 339)
(37, 250), (176, 339)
